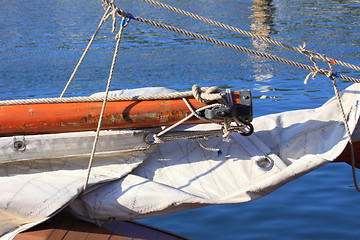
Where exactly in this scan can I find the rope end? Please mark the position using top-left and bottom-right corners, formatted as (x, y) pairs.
(217, 148), (222, 157)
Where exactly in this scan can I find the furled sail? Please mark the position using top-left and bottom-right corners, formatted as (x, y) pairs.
(1, 84), (360, 239)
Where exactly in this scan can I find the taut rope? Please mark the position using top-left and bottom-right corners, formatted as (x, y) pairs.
(83, 13), (131, 192)
(139, 0), (360, 72)
(100, 0), (360, 84)
(0, 86), (223, 106)
(60, 6), (112, 98)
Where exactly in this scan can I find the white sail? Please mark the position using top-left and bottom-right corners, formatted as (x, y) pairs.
(1, 84), (360, 239)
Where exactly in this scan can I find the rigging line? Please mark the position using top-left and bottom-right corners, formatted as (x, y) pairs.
(0, 86), (226, 106)
(328, 59), (360, 192)
(100, 0), (360, 83)
(60, 6), (112, 98)
(331, 77), (360, 192)
(139, 0), (360, 72)
(133, 16), (360, 83)
(155, 101), (222, 139)
(83, 17), (130, 193)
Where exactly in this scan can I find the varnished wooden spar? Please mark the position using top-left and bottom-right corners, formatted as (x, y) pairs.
(334, 141), (360, 168)
(0, 92), (244, 136)
(0, 98), (205, 136)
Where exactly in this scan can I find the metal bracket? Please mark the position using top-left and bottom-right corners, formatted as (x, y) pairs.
(202, 89), (253, 124)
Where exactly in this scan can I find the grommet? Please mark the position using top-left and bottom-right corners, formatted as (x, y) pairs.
(256, 156), (273, 171)
(13, 136), (26, 151)
(144, 133), (156, 145)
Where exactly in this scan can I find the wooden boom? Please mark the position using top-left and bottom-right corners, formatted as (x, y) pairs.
(0, 92), (247, 136)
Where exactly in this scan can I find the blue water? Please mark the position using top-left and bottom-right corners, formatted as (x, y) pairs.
(1, 0), (360, 239)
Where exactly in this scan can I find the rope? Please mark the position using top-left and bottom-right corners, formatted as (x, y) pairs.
(152, 97), (250, 144)
(0, 86), (225, 106)
(331, 76), (360, 192)
(0, 93), (190, 105)
(60, 5), (112, 98)
(83, 16), (130, 192)
(349, 142), (360, 192)
(192, 85), (223, 103)
(304, 56), (321, 84)
(151, 129), (224, 142)
(153, 100), (223, 142)
(100, 0), (360, 84)
(133, 16), (360, 83)
(140, 0), (360, 72)
(182, 97), (239, 138)
(198, 138), (221, 153)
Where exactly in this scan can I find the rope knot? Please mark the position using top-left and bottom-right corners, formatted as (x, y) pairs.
(304, 56), (321, 84)
(299, 43), (322, 85)
(298, 42), (311, 58)
(301, 43), (341, 84)
(192, 84), (223, 103)
(103, 0), (132, 34)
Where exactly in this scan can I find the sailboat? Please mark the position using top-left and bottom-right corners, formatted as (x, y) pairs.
(1, 0), (360, 239)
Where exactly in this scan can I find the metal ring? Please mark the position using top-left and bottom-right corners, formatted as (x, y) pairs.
(240, 123), (254, 136)
(144, 133), (156, 145)
(13, 140), (26, 151)
(256, 156), (274, 171)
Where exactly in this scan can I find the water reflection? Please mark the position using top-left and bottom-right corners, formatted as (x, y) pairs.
(250, 0), (277, 50)
(249, 0), (276, 95)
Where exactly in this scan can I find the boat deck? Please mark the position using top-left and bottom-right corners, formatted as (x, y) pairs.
(14, 212), (188, 240)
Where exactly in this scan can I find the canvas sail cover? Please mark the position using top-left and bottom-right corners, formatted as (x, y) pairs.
(1, 84), (360, 239)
